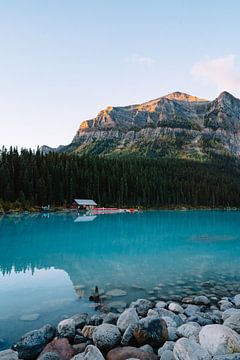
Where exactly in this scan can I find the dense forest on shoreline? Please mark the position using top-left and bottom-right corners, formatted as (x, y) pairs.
(1, 147), (240, 211)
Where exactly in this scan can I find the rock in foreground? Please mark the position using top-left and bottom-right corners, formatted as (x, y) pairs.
(12, 324), (56, 360)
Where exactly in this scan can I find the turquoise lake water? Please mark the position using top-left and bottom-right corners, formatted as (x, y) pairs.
(1, 210), (240, 347)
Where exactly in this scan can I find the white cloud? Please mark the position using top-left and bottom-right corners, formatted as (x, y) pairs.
(124, 53), (156, 67)
(191, 55), (240, 93)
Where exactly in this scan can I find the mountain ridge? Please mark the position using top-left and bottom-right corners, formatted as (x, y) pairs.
(41, 91), (240, 159)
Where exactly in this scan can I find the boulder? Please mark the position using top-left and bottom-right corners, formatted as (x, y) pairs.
(0, 349), (18, 360)
(73, 334), (88, 344)
(155, 301), (167, 309)
(12, 324), (56, 360)
(133, 316), (168, 347)
(222, 309), (240, 322)
(176, 322), (201, 340)
(199, 324), (240, 356)
(103, 313), (119, 325)
(106, 346), (158, 360)
(71, 314), (89, 330)
(38, 338), (74, 360)
(139, 344), (154, 353)
(153, 308), (183, 326)
(161, 350), (174, 360)
(82, 326), (96, 340)
(158, 341), (175, 357)
(168, 303), (184, 314)
(184, 305), (200, 317)
(234, 295), (240, 307)
(88, 315), (103, 326)
(130, 299), (153, 317)
(187, 313), (213, 326)
(117, 308), (139, 333)
(161, 316), (177, 328)
(121, 324), (136, 346)
(219, 300), (234, 312)
(224, 313), (240, 333)
(92, 324), (121, 352)
(213, 354), (240, 359)
(38, 352), (61, 360)
(58, 319), (75, 339)
(167, 326), (178, 341)
(173, 337), (211, 360)
(72, 345), (104, 360)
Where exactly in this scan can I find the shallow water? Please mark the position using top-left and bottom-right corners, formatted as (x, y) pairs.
(1, 210), (240, 347)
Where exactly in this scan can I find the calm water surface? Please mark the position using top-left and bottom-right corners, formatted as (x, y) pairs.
(1, 210), (240, 347)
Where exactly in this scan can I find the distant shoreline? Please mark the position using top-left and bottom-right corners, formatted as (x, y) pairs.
(1, 205), (240, 216)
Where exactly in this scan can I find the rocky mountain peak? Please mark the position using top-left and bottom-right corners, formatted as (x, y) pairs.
(163, 91), (208, 103)
(41, 91), (240, 159)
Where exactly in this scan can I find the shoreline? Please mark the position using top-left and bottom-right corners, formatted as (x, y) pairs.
(3, 290), (240, 360)
(1, 205), (240, 216)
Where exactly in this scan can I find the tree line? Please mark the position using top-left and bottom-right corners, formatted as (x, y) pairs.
(0, 147), (240, 210)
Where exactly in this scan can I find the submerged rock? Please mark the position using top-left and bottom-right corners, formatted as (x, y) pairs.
(20, 313), (40, 321)
(193, 296), (210, 306)
(12, 324), (56, 360)
(92, 324), (121, 352)
(106, 289), (127, 297)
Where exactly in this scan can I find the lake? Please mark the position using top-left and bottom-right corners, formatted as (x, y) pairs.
(1, 210), (240, 348)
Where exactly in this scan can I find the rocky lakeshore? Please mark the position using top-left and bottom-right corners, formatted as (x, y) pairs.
(2, 293), (240, 360)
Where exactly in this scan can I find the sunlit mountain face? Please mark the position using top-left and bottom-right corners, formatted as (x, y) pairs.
(41, 91), (240, 159)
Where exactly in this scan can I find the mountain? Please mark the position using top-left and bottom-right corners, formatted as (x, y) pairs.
(41, 91), (240, 159)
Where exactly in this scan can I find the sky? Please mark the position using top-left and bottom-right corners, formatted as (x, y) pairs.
(0, 0), (240, 149)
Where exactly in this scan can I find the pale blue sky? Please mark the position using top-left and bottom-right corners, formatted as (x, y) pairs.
(1, 0), (240, 149)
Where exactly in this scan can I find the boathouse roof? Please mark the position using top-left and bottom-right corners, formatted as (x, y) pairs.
(74, 199), (97, 206)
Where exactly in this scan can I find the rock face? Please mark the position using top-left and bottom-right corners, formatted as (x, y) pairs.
(41, 91), (240, 159)
(133, 316), (168, 347)
(199, 324), (240, 356)
(92, 324), (121, 352)
(12, 324), (56, 360)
